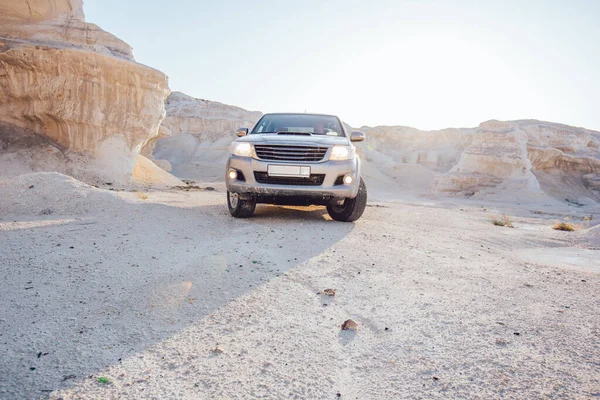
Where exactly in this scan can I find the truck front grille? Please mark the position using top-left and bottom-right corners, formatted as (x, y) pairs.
(254, 145), (328, 162)
(254, 172), (325, 186)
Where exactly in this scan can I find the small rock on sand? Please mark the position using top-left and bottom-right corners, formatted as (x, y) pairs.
(341, 319), (358, 331)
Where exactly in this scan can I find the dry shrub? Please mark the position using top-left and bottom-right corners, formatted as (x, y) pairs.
(136, 191), (149, 200)
(552, 221), (576, 231)
(492, 215), (514, 228)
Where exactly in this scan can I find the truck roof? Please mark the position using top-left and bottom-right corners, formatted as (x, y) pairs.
(262, 112), (339, 118)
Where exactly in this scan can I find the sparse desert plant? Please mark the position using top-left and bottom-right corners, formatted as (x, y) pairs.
(552, 221), (576, 231)
(136, 191), (149, 200)
(492, 214), (514, 228)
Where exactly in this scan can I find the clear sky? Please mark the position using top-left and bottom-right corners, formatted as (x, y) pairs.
(85, 0), (600, 130)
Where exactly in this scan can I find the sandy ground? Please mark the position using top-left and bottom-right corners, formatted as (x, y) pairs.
(1, 174), (599, 399)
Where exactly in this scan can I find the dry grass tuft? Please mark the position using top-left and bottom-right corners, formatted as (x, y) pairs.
(552, 221), (576, 231)
(492, 215), (514, 228)
(136, 191), (149, 200)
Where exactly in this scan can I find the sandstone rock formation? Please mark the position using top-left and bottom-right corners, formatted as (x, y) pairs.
(154, 92), (262, 181)
(141, 126), (172, 159)
(0, 0), (170, 184)
(0, 0), (132, 60)
(357, 125), (474, 195)
(161, 92), (263, 136)
(140, 126), (173, 172)
(433, 121), (542, 201)
(361, 120), (600, 203)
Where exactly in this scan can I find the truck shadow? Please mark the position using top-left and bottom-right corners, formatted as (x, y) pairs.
(0, 198), (354, 399)
(253, 204), (330, 220)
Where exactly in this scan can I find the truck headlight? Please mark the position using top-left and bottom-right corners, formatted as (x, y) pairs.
(330, 145), (355, 161)
(230, 142), (252, 157)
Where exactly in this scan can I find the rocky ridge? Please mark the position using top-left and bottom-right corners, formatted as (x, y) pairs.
(153, 92), (262, 180)
(360, 119), (600, 203)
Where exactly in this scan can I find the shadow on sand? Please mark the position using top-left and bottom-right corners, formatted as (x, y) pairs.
(0, 198), (354, 398)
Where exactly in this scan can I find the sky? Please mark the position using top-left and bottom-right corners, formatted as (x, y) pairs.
(85, 0), (600, 130)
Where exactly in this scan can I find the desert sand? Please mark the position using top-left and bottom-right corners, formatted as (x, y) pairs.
(1, 173), (599, 399)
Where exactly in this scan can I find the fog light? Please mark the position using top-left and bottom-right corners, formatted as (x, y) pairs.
(228, 169), (238, 180)
(343, 175), (353, 185)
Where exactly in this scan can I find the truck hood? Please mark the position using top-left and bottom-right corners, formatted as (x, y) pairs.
(236, 134), (350, 147)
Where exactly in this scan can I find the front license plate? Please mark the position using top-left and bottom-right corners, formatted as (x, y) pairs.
(267, 165), (310, 177)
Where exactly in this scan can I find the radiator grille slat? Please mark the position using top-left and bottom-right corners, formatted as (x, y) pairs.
(254, 172), (325, 186)
(254, 145), (328, 162)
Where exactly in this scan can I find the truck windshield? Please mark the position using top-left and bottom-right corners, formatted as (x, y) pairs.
(251, 114), (344, 136)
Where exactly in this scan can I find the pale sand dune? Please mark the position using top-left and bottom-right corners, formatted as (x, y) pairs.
(582, 224), (600, 248)
(131, 155), (185, 188)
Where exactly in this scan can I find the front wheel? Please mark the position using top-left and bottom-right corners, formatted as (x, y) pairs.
(227, 191), (256, 218)
(326, 178), (367, 222)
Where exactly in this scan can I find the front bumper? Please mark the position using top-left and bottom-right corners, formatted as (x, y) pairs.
(226, 156), (360, 199)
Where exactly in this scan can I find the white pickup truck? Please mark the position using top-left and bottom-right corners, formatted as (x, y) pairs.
(226, 113), (367, 222)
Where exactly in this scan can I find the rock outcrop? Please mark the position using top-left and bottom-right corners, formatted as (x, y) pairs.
(141, 126), (173, 159)
(0, 0), (170, 184)
(524, 122), (600, 202)
(363, 120), (600, 203)
(154, 92), (261, 181)
(433, 121), (542, 201)
(161, 91), (262, 136)
(140, 125), (173, 172)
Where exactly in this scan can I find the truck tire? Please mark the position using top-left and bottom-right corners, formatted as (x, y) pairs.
(326, 178), (367, 222)
(227, 191), (256, 218)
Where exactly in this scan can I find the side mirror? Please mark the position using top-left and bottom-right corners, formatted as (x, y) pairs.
(236, 128), (248, 137)
(350, 131), (365, 142)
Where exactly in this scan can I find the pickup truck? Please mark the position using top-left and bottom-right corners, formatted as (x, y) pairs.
(225, 113), (367, 222)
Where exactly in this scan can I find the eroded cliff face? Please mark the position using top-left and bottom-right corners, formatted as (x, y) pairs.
(433, 121), (542, 201)
(0, 0), (84, 23)
(0, 0), (132, 59)
(153, 92), (262, 180)
(364, 120), (600, 203)
(524, 122), (600, 202)
(0, 0), (170, 184)
(160, 91), (262, 136)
